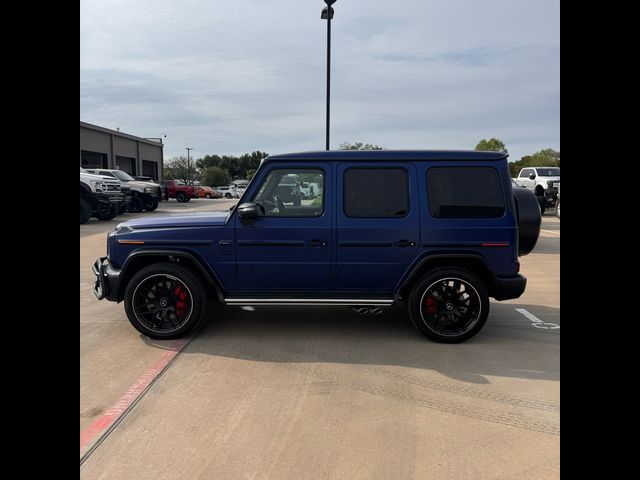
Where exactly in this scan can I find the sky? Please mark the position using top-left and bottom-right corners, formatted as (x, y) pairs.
(80, 0), (559, 162)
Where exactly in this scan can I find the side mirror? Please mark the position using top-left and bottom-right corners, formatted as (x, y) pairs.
(237, 203), (258, 225)
(529, 173), (536, 180)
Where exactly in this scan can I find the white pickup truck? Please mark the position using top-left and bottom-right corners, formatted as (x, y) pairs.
(516, 166), (560, 214)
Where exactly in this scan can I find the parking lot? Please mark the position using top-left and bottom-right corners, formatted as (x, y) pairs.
(80, 200), (559, 480)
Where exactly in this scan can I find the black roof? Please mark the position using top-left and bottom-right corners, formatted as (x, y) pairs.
(265, 150), (508, 162)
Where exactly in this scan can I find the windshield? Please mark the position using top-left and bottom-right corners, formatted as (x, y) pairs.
(536, 168), (560, 176)
(113, 170), (135, 181)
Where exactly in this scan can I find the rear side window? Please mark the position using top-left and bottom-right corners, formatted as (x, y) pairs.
(427, 167), (504, 218)
(344, 168), (409, 217)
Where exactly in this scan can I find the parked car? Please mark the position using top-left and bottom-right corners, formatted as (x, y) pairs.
(217, 185), (240, 199)
(196, 186), (222, 199)
(160, 180), (200, 202)
(80, 168), (125, 223)
(515, 167), (560, 214)
(299, 181), (321, 198)
(92, 150), (541, 343)
(133, 175), (157, 182)
(87, 169), (162, 213)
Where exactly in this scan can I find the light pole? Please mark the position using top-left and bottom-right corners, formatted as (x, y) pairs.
(321, 0), (336, 151)
(186, 147), (194, 184)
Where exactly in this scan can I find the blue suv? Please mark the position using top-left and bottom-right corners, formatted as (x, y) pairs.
(92, 150), (541, 343)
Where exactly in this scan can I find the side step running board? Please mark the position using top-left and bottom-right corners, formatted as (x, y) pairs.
(224, 298), (394, 306)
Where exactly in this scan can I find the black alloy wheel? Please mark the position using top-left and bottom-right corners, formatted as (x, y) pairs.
(124, 263), (211, 338)
(408, 268), (489, 343)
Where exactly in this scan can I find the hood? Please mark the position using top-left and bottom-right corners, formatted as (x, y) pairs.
(119, 211), (230, 229)
(541, 176), (560, 182)
(123, 180), (161, 189)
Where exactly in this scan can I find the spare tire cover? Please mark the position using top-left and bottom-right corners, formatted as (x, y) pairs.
(513, 188), (541, 256)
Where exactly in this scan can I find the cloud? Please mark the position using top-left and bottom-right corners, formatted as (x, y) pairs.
(80, 0), (559, 160)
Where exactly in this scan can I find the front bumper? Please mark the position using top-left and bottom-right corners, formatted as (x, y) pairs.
(493, 274), (527, 301)
(92, 257), (121, 301)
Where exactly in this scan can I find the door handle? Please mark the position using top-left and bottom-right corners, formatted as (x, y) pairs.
(308, 239), (327, 247)
(396, 239), (416, 248)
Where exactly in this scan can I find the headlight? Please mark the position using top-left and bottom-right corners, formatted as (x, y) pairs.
(90, 180), (103, 191)
(144, 187), (153, 193)
(115, 223), (134, 233)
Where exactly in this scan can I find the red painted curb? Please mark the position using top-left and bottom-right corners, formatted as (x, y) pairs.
(80, 338), (189, 453)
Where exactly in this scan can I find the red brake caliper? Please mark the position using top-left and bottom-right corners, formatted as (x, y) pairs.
(424, 295), (437, 314)
(174, 286), (189, 318)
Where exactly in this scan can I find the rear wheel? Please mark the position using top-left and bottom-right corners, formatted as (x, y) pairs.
(176, 192), (187, 202)
(205, 193), (211, 199)
(80, 198), (91, 224)
(225, 193), (232, 199)
(408, 268), (489, 343)
(124, 263), (213, 339)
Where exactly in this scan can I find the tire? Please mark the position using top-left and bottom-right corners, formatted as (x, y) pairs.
(94, 204), (119, 221)
(556, 199), (560, 218)
(145, 202), (159, 211)
(536, 195), (546, 215)
(408, 268), (489, 343)
(293, 196), (301, 207)
(205, 193), (211, 199)
(80, 198), (91, 224)
(513, 188), (541, 256)
(176, 192), (187, 202)
(185, 197), (191, 202)
(225, 193), (232, 199)
(128, 196), (145, 213)
(124, 263), (213, 339)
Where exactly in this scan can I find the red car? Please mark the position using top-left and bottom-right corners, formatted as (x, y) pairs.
(159, 180), (200, 202)
(196, 186), (222, 199)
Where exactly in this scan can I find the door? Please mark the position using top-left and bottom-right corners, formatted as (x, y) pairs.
(336, 163), (420, 291)
(234, 163), (332, 291)
(519, 168), (534, 189)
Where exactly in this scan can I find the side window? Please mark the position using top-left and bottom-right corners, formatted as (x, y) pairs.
(427, 167), (505, 218)
(344, 168), (409, 217)
(252, 168), (324, 217)
(519, 168), (531, 178)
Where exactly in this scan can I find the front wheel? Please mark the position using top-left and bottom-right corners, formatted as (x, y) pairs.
(205, 193), (211, 199)
(225, 193), (232, 199)
(80, 198), (92, 224)
(408, 268), (489, 343)
(536, 195), (546, 215)
(145, 201), (159, 211)
(176, 192), (187, 202)
(94, 204), (119, 221)
(124, 263), (212, 339)
(128, 197), (145, 213)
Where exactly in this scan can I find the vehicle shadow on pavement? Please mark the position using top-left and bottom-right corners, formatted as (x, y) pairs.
(180, 303), (560, 385)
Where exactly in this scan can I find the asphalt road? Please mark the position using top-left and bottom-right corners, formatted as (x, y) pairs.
(80, 201), (559, 480)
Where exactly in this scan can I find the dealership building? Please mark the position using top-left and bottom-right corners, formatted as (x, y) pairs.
(80, 121), (164, 180)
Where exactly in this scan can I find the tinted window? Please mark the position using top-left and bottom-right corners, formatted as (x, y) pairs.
(344, 168), (409, 217)
(427, 167), (504, 218)
(535, 168), (560, 176)
(253, 168), (324, 217)
(519, 168), (531, 178)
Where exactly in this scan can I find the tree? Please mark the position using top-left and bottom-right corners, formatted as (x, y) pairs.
(245, 168), (257, 181)
(194, 150), (268, 180)
(475, 138), (508, 153)
(202, 166), (231, 187)
(339, 142), (383, 150)
(164, 156), (200, 185)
